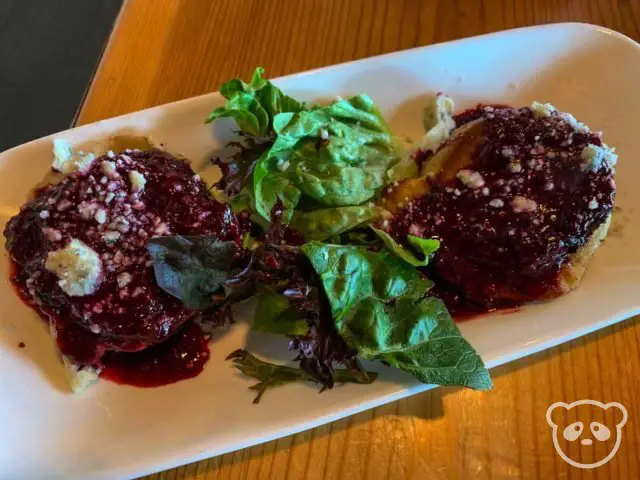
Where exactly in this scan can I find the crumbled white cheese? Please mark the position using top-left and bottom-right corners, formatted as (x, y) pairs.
(62, 356), (100, 394)
(588, 198), (599, 210)
(560, 112), (590, 133)
(39, 210), (50, 219)
(104, 192), (115, 204)
(78, 201), (98, 220)
(580, 144), (618, 172)
(45, 239), (102, 297)
(420, 94), (456, 154)
(101, 161), (118, 178)
(94, 209), (107, 225)
(117, 272), (133, 288)
(511, 196), (538, 213)
(112, 216), (131, 233)
(502, 147), (515, 158)
(51, 139), (96, 175)
(456, 169), (485, 189)
(42, 227), (62, 242)
(129, 170), (146, 192)
(102, 231), (121, 243)
(489, 199), (504, 208)
(52, 139), (74, 171)
(530, 101), (556, 118)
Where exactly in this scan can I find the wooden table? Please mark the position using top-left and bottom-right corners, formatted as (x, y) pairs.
(78, 1), (640, 479)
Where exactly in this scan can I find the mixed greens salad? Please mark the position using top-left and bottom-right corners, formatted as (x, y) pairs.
(150, 68), (492, 402)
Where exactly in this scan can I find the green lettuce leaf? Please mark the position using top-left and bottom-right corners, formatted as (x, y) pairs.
(372, 226), (440, 267)
(206, 67), (304, 137)
(252, 153), (301, 223)
(252, 289), (309, 336)
(343, 296), (492, 388)
(300, 242), (432, 318)
(300, 242), (492, 390)
(251, 94), (401, 220)
(290, 205), (382, 241)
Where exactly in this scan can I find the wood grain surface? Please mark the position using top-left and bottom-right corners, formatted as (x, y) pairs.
(77, 1), (640, 479)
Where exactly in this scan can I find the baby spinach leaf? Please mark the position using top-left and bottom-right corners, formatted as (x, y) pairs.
(227, 349), (378, 403)
(372, 226), (440, 267)
(342, 296), (492, 389)
(252, 156), (301, 222)
(147, 236), (237, 310)
(300, 242), (432, 319)
(300, 242), (492, 390)
(290, 205), (382, 241)
(251, 94), (402, 221)
(252, 290), (309, 336)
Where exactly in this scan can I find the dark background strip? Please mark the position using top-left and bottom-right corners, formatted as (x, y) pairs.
(0, 0), (123, 152)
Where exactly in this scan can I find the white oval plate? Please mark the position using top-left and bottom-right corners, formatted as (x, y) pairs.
(1, 23), (639, 480)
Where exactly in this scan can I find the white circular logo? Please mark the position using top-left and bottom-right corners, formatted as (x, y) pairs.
(546, 400), (628, 469)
